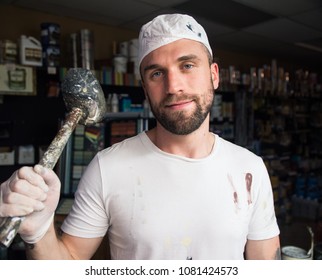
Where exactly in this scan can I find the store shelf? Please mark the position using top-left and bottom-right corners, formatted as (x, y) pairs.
(250, 90), (322, 223)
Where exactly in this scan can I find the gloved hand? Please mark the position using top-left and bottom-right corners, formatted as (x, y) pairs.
(0, 165), (61, 243)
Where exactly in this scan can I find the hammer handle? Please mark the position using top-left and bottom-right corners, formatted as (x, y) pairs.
(39, 107), (84, 169)
(0, 108), (84, 248)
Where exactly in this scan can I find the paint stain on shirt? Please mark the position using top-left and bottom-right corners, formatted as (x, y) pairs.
(181, 237), (192, 260)
(227, 173), (239, 211)
(245, 173), (253, 205)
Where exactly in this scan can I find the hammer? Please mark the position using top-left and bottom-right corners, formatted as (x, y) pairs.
(0, 68), (106, 247)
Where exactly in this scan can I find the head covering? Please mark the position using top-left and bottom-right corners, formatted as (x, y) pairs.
(138, 14), (212, 67)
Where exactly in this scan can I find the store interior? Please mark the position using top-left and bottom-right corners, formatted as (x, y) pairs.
(0, 0), (321, 260)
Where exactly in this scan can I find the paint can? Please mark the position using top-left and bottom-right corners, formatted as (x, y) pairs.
(281, 246), (312, 260)
(119, 41), (129, 57)
(113, 55), (127, 73)
(281, 226), (314, 260)
(129, 38), (138, 57)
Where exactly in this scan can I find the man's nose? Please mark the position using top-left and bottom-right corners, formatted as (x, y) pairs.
(165, 69), (184, 94)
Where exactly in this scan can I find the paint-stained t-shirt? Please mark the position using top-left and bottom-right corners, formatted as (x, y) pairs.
(61, 132), (280, 259)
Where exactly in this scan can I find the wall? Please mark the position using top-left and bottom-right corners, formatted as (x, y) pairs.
(0, 5), (138, 66)
(0, 5), (286, 72)
(0, 5), (318, 75)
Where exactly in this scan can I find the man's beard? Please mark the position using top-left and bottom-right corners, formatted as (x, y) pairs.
(147, 84), (214, 135)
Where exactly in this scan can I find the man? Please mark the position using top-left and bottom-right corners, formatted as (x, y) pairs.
(0, 14), (280, 259)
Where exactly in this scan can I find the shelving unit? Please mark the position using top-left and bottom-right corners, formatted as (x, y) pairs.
(250, 91), (322, 224)
(0, 94), (65, 182)
(1, 62), (321, 255)
(210, 91), (236, 143)
(0, 67), (149, 185)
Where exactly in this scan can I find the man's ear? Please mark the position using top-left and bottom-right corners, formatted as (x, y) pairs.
(211, 63), (219, 90)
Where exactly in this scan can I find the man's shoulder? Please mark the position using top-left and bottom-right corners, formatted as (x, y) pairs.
(217, 135), (261, 162)
(98, 133), (145, 159)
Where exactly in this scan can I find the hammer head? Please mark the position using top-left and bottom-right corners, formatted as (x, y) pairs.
(61, 68), (106, 125)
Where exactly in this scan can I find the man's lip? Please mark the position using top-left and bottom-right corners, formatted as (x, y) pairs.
(165, 100), (194, 107)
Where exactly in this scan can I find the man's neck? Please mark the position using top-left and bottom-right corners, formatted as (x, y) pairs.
(146, 121), (215, 159)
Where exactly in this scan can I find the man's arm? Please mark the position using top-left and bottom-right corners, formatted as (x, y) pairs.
(25, 221), (104, 260)
(244, 235), (281, 260)
(0, 165), (103, 260)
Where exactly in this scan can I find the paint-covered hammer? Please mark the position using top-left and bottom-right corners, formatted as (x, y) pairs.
(0, 68), (106, 247)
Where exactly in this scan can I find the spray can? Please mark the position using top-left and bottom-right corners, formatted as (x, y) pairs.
(19, 35), (42, 66)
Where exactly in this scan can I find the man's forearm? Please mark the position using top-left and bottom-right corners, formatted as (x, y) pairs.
(24, 222), (73, 260)
(245, 236), (281, 260)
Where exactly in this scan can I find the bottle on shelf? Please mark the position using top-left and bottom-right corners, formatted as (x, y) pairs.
(111, 93), (119, 113)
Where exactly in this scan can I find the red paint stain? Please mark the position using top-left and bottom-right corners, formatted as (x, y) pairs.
(245, 173), (252, 204)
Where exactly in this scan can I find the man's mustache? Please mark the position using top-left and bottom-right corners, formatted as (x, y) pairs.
(161, 94), (198, 106)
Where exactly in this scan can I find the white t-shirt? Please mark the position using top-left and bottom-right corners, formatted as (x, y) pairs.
(61, 132), (279, 259)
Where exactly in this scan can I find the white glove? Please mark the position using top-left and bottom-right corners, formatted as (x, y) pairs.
(0, 165), (61, 244)
(19, 213), (55, 244)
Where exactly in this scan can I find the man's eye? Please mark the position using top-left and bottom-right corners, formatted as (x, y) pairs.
(183, 63), (194, 70)
(151, 71), (162, 78)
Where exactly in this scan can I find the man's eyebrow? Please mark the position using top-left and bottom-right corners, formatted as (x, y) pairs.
(143, 64), (161, 73)
(177, 54), (199, 62)
(143, 55), (200, 73)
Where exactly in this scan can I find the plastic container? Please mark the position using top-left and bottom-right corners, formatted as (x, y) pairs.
(0, 40), (17, 63)
(129, 38), (138, 57)
(19, 35), (42, 66)
(113, 55), (127, 73)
